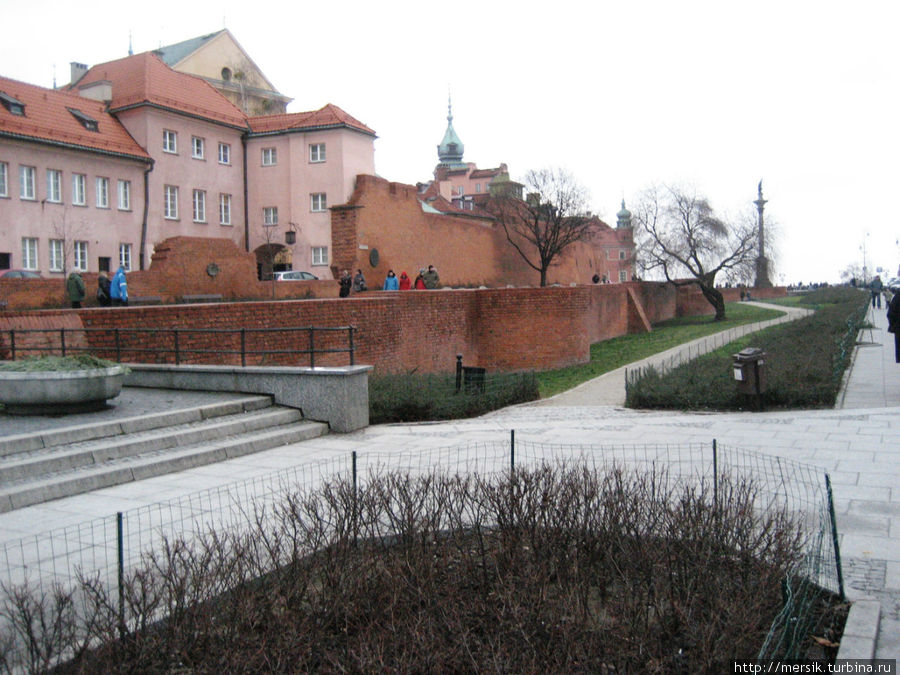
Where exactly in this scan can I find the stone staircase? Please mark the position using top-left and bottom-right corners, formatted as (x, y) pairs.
(0, 395), (327, 512)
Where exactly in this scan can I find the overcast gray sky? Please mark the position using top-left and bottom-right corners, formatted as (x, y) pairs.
(4, 0), (899, 284)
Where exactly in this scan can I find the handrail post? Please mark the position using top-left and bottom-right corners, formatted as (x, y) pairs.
(115, 328), (121, 362)
(241, 329), (246, 367)
(348, 326), (355, 365)
(174, 330), (180, 365)
(60, 328), (66, 357)
(9, 330), (15, 361)
(309, 327), (315, 368)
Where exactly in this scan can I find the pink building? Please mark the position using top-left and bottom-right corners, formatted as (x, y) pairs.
(0, 45), (375, 281)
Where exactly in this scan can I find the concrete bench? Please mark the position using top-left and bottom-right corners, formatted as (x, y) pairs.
(180, 294), (223, 304)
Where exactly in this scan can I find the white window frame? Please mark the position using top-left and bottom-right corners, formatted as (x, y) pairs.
(96, 177), (109, 208)
(119, 243), (132, 272)
(219, 193), (232, 225)
(263, 206), (278, 225)
(309, 143), (325, 163)
(311, 246), (328, 266)
(192, 189), (207, 223)
(218, 142), (231, 165)
(191, 136), (205, 160)
(0, 162), (8, 197)
(164, 185), (179, 220)
(49, 239), (65, 272)
(74, 241), (88, 272)
(46, 169), (62, 203)
(20, 165), (36, 200)
(22, 237), (38, 270)
(261, 147), (277, 166)
(618, 269), (628, 283)
(163, 129), (177, 154)
(310, 193), (327, 212)
(72, 173), (86, 206)
(117, 179), (131, 210)
(619, 250), (627, 260)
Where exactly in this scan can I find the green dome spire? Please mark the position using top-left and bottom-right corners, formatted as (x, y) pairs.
(437, 93), (466, 167)
(616, 199), (633, 229)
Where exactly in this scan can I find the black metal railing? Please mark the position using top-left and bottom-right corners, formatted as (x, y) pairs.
(1, 326), (356, 368)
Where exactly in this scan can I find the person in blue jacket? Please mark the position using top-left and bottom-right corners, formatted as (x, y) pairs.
(110, 266), (129, 306)
(382, 269), (399, 291)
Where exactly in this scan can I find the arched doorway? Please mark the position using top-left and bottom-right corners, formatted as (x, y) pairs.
(254, 243), (293, 280)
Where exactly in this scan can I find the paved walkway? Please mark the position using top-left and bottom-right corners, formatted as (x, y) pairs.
(1, 300), (898, 658)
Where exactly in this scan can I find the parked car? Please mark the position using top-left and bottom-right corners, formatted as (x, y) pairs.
(271, 270), (318, 281)
(884, 277), (900, 292)
(0, 269), (42, 279)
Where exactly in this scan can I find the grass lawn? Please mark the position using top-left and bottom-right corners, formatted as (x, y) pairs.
(536, 301), (786, 397)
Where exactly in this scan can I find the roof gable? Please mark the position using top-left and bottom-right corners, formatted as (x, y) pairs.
(73, 52), (248, 128)
(0, 75), (150, 160)
(248, 103), (376, 136)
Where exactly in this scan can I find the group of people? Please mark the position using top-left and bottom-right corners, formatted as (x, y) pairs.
(336, 265), (441, 296)
(66, 267), (129, 308)
(382, 265), (440, 291)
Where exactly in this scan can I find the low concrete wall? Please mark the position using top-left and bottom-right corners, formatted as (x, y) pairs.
(125, 364), (372, 433)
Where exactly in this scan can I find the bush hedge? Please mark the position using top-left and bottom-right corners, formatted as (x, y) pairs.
(626, 287), (870, 411)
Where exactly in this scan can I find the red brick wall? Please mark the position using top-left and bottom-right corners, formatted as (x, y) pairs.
(333, 175), (635, 289)
(1, 283), (787, 373)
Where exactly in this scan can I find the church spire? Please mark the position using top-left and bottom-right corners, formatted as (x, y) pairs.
(437, 92), (465, 168)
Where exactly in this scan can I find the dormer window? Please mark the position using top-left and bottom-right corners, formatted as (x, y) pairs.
(67, 108), (99, 131)
(0, 92), (25, 116)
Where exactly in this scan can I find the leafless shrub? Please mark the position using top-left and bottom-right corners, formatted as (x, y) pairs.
(2, 464), (825, 673)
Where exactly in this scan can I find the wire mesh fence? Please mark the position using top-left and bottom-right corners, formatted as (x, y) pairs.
(0, 439), (843, 667)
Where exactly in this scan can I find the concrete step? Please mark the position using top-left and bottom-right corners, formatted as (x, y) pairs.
(0, 418), (328, 512)
(0, 394), (275, 459)
(0, 406), (304, 483)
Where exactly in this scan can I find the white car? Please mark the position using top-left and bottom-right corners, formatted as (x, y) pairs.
(271, 270), (318, 281)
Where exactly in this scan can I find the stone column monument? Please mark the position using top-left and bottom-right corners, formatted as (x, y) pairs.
(754, 181), (772, 288)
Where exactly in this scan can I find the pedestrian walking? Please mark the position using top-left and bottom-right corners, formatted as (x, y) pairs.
(66, 271), (85, 308)
(398, 271), (411, 290)
(383, 269), (399, 291)
(887, 289), (900, 364)
(338, 270), (352, 298)
(352, 269), (367, 293)
(110, 266), (128, 306)
(414, 269), (427, 290)
(97, 271), (111, 307)
(871, 275), (884, 309)
(423, 264), (440, 289)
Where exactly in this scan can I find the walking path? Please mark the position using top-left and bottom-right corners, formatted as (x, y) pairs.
(1, 299), (897, 658)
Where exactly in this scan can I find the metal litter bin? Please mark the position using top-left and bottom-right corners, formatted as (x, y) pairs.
(732, 347), (767, 396)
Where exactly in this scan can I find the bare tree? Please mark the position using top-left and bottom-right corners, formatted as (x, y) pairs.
(486, 167), (595, 287)
(634, 185), (759, 321)
(51, 214), (91, 283)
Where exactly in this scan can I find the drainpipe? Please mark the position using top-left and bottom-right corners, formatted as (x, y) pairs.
(242, 133), (250, 252)
(139, 160), (154, 271)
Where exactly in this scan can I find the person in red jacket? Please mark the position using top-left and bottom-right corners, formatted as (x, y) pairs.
(398, 271), (412, 290)
(413, 269), (427, 290)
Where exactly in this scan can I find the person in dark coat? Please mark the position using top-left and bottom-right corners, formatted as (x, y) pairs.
(352, 269), (367, 293)
(66, 271), (85, 308)
(338, 270), (352, 298)
(871, 275), (884, 309)
(423, 264), (440, 289)
(887, 289), (900, 364)
(97, 271), (112, 307)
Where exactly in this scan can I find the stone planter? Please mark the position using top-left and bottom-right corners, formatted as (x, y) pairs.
(0, 366), (126, 415)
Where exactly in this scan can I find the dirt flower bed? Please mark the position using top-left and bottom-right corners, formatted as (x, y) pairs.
(4, 466), (846, 674)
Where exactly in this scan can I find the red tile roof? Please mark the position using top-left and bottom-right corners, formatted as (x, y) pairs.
(73, 52), (248, 128)
(0, 75), (150, 160)
(248, 103), (375, 136)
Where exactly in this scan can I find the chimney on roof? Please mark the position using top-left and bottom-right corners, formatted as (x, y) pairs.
(70, 62), (88, 85)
